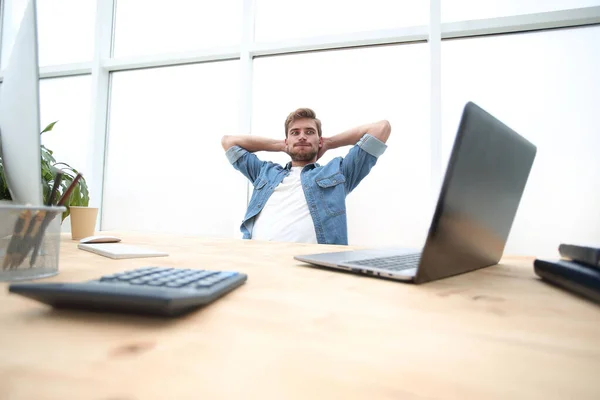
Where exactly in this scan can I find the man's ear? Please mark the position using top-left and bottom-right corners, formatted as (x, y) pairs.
(319, 136), (323, 148)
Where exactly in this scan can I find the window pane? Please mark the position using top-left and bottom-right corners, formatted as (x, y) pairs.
(39, 75), (93, 230)
(441, 26), (600, 257)
(442, 0), (600, 22)
(255, 0), (428, 42)
(252, 44), (431, 247)
(104, 61), (245, 237)
(113, 0), (243, 58)
(1, 0), (96, 68)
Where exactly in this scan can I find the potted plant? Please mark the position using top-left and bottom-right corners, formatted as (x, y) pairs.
(0, 121), (90, 222)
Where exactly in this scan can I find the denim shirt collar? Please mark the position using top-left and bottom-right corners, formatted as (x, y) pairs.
(284, 161), (321, 171)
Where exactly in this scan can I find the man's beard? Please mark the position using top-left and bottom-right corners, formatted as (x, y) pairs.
(289, 145), (318, 162)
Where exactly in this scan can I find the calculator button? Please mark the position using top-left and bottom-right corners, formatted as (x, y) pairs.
(117, 275), (137, 281)
(98, 268), (240, 291)
(195, 272), (237, 288)
(213, 271), (237, 281)
(195, 280), (213, 288)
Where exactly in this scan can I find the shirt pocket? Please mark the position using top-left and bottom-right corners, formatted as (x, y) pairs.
(253, 178), (267, 190)
(315, 172), (347, 216)
(249, 177), (268, 201)
(247, 177), (269, 216)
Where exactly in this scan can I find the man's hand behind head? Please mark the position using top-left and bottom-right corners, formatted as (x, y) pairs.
(316, 137), (329, 161)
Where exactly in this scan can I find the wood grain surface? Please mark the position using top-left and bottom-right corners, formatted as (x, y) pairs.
(1, 232), (599, 400)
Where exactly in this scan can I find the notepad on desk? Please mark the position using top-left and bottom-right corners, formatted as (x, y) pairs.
(77, 243), (169, 259)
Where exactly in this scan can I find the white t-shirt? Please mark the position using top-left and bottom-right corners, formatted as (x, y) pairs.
(251, 167), (318, 243)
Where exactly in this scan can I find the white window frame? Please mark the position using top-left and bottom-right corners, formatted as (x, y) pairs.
(0, 1), (598, 229)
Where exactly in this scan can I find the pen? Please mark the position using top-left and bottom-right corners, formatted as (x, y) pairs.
(28, 171), (68, 267)
(3, 210), (33, 269)
(16, 210), (46, 266)
(47, 171), (63, 207)
(15, 171), (64, 265)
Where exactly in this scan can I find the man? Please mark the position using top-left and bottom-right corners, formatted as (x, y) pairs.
(221, 108), (391, 245)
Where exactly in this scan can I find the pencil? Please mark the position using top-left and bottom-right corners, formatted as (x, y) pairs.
(3, 210), (33, 269)
(17, 171), (64, 266)
(15, 210), (46, 266)
(29, 172), (80, 267)
(57, 173), (82, 207)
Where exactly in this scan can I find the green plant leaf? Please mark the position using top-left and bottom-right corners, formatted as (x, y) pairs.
(40, 121), (58, 134)
(62, 208), (70, 221)
(80, 178), (90, 206)
(53, 162), (78, 172)
(0, 120), (90, 219)
(41, 145), (55, 158)
(72, 183), (81, 205)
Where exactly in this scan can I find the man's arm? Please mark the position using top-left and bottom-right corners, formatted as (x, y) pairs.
(221, 135), (286, 153)
(222, 135), (287, 184)
(318, 120), (391, 159)
(322, 120), (391, 194)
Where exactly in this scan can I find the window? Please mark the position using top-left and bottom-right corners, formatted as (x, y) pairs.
(103, 61), (246, 237)
(39, 75), (93, 230)
(252, 43), (431, 247)
(113, 0), (243, 58)
(255, 0), (428, 42)
(1, 0), (96, 68)
(441, 26), (600, 256)
(39, 76), (93, 186)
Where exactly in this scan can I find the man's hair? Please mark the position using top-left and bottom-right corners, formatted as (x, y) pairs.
(284, 108), (322, 137)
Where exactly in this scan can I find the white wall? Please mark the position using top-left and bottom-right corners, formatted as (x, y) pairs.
(441, 25), (600, 257)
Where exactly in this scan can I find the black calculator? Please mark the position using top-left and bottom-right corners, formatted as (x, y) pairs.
(8, 266), (247, 317)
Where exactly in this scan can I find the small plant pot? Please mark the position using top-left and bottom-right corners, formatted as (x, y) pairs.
(69, 206), (99, 240)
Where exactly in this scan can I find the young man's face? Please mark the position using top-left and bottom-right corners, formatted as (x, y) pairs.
(285, 118), (322, 162)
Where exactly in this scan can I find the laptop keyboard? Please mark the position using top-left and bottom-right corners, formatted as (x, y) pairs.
(345, 253), (422, 271)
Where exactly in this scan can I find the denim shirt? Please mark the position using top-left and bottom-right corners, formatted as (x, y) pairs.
(225, 134), (388, 245)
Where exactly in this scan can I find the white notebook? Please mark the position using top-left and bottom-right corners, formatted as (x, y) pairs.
(77, 243), (169, 259)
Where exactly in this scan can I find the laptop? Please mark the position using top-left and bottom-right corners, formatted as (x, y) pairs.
(294, 101), (537, 284)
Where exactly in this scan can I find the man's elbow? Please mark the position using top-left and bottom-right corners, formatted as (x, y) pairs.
(221, 135), (234, 151)
(374, 120), (391, 143)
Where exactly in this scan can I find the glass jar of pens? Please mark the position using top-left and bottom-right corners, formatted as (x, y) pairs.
(0, 204), (65, 281)
(0, 171), (81, 281)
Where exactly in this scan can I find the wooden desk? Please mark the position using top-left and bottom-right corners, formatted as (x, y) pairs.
(1, 232), (599, 399)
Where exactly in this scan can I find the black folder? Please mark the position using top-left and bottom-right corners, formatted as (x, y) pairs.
(534, 258), (600, 305)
